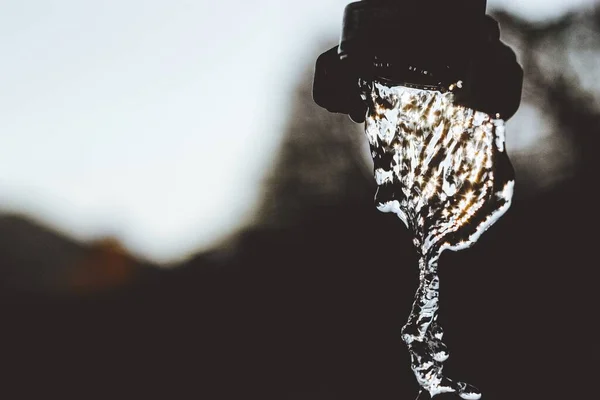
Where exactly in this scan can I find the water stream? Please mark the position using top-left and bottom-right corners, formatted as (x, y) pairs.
(360, 79), (515, 399)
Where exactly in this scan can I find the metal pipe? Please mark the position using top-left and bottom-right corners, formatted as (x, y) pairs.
(313, 0), (522, 122)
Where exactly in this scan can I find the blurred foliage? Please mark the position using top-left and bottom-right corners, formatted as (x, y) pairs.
(1, 7), (598, 399)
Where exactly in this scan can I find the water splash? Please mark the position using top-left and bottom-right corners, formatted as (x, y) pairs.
(360, 80), (515, 399)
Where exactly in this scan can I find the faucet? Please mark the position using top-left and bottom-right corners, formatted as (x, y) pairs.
(313, 0), (523, 123)
(311, 1), (524, 398)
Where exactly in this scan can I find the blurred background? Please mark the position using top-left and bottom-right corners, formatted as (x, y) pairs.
(0, 0), (597, 398)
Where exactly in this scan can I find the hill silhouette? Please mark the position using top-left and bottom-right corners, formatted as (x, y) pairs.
(1, 8), (598, 399)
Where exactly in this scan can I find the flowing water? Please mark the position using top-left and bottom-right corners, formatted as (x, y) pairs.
(360, 79), (515, 399)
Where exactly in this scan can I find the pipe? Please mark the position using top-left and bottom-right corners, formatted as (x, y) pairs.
(313, 0), (523, 122)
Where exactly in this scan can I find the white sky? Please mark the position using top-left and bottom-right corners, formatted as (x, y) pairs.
(0, 0), (597, 263)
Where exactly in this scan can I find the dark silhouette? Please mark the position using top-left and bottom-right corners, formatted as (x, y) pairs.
(1, 8), (598, 399)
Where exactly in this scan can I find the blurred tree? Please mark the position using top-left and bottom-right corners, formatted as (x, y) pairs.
(1, 7), (598, 400)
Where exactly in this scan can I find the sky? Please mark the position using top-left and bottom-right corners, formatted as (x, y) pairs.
(0, 0), (597, 263)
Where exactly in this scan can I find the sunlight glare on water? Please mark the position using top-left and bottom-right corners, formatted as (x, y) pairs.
(360, 80), (515, 399)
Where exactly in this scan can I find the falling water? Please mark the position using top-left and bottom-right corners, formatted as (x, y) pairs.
(360, 79), (515, 399)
